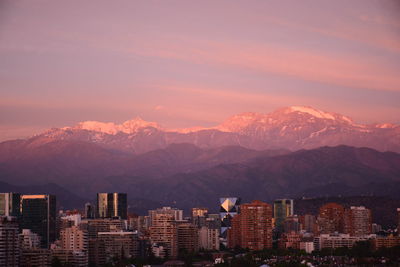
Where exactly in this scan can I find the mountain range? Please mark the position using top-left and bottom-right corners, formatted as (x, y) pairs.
(21, 106), (399, 154)
(0, 106), (399, 212)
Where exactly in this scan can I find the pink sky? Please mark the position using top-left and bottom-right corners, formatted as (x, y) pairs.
(0, 0), (399, 141)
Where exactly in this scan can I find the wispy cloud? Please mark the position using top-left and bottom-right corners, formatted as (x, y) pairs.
(124, 37), (400, 92)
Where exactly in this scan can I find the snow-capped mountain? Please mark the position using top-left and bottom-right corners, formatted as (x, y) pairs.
(1, 107), (400, 210)
(69, 117), (162, 135)
(13, 106), (400, 153)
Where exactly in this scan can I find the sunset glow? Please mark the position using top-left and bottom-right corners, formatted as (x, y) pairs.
(1, 0), (399, 141)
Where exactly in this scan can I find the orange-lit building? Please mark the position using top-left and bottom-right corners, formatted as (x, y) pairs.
(228, 200), (272, 250)
(317, 203), (345, 234)
(345, 206), (372, 236)
(373, 235), (400, 250)
(192, 208), (208, 218)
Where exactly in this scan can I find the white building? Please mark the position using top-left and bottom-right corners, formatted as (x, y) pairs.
(198, 226), (220, 251)
(314, 233), (375, 250)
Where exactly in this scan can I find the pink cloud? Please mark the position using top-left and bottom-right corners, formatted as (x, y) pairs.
(127, 37), (400, 92)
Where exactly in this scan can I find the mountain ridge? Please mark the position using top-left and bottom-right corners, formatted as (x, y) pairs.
(1, 143), (399, 212)
(8, 106), (397, 154)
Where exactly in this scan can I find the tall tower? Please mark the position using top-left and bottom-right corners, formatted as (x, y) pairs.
(0, 193), (21, 217)
(21, 195), (56, 248)
(273, 199), (294, 233)
(97, 193), (127, 219)
(228, 200), (273, 250)
(219, 197), (241, 238)
(149, 213), (178, 259)
(84, 202), (95, 219)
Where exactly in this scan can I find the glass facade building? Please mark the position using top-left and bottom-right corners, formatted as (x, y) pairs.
(0, 193), (21, 217)
(96, 193), (127, 219)
(273, 199), (294, 233)
(20, 195), (56, 248)
(219, 197), (241, 238)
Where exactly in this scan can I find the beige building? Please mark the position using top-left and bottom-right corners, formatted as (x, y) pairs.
(149, 213), (178, 258)
(198, 226), (220, 251)
(60, 226), (88, 251)
(314, 233), (375, 250)
(149, 207), (183, 226)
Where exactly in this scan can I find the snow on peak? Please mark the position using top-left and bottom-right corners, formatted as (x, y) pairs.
(216, 112), (264, 132)
(170, 126), (209, 134)
(76, 121), (119, 135)
(122, 117), (161, 131)
(375, 123), (397, 129)
(73, 117), (161, 135)
(286, 106), (336, 120)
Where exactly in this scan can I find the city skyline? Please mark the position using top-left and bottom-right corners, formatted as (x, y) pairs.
(1, 1), (400, 265)
(1, 0), (400, 141)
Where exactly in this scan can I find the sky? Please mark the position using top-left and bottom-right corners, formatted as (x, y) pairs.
(1, 0), (400, 141)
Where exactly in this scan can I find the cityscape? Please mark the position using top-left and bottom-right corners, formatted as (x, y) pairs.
(0, 192), (400, 266)
(1, 0), (400, 266)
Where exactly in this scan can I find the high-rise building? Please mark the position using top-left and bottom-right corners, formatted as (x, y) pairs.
(273, 199), (294, 233)
(228, 200), (273, 250)
(149, 207), (183, 226)
(283, 215), (300, 233)
(192, 207), (209, 228)
(97, 193), (127, 219)
(21, 194), (56, 248)
(176, 223), (199, 254)
(219, 197), (240, 238)
(0, 193), (21, 217)
(60, 226), (88, 252)
(0, 216), (20, 267)
(192, 207), (208, 218)
(84, 202), (95, 219)
(198, 226), (220, 251)
(149, 213), (178, 259)
(317, 202), (345, 234)
(345, 206), (372, 236)
(300, 214), (316, 233)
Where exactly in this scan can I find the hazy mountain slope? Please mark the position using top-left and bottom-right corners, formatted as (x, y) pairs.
(1, 144), (399, 213)
(0, 140), (285, 196)
(121, 146), (400, 210)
